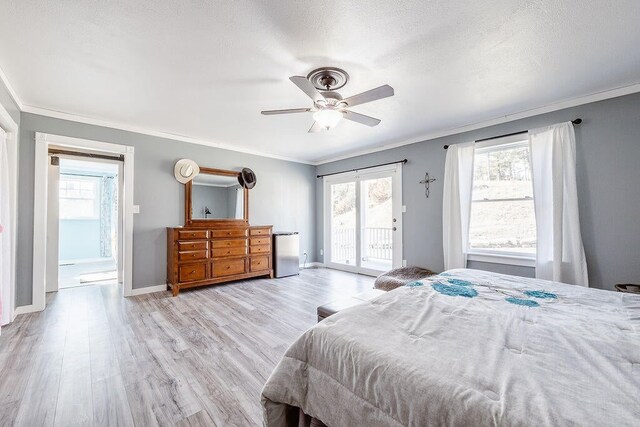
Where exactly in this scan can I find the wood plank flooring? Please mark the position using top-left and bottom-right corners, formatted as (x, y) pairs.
(0, 268), (374, 426)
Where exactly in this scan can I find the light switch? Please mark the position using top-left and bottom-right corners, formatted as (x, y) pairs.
(402, 205), (407, 213)
(133, 205), (140, 214)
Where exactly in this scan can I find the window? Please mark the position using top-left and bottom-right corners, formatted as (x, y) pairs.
(468, 137), (536, 258)
(59, 175), (100, 219)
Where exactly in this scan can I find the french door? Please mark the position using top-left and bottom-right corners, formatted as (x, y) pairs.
(323, 164), (403, 275)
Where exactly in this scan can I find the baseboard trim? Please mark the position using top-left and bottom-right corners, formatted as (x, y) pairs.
(13, 304), (39, 317)
(300, 262), (325, 269)
(130, 284), (168, 296)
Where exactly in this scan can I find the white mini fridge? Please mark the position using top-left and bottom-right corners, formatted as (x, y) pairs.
(273, 232), (299, 278)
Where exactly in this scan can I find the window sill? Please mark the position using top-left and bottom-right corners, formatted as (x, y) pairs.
(467, 252), (535, 267)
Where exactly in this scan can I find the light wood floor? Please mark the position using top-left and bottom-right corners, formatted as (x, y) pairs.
(0, 268), (374, 426)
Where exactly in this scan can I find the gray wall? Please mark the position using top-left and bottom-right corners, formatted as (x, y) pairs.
(316, 92), (640, 291)
(17, 113), (316, 306)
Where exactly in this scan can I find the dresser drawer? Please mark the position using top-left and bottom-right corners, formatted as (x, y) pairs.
(179, 263), (207, 282)
(178, 250), (208, 262)
(250, 244), (271, 254)
(211, 229), (247, 238)
(250, 255), (270, 272)
(249, 227), (271, 236)
(178, 241), (208, 251)
(213, 258), (246, 277)
(211, 239), (247, 249)
(250, 237), (270, 246)
(178, 230), (208, 240)
(212, 246), (247, 258)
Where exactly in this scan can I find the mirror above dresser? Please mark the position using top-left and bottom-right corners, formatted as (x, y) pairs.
(185, 167), (248, 226)
(168, 163), (272, 296)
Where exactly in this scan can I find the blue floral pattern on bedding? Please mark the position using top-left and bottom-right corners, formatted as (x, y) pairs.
(413, 273), (561, 308)
(447, 279), (474, 287)
(524, 290), (558, 299)
(432, 283), (478, 298)
(406, 281), (424, 288)
(505, 297), (540, 307)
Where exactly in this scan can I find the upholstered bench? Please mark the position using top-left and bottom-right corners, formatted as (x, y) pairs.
(317, 289), (386, 322)
(374, 266), (436, 291)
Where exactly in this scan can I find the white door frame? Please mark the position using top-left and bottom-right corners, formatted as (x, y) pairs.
(45, 155), (60, 292)
(46, 153), (124, 293)
(0, 103), (18, 322)
(323, 163), (403, 276)
(33, 133), (135, 311)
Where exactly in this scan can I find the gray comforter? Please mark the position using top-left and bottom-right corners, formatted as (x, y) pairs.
(262, 269), (640, 426)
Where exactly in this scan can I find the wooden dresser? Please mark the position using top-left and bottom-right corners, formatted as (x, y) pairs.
(167, 225), (273, 296)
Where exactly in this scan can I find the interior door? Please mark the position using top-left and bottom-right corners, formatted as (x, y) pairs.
(324, 164), (402, 275)
(45, 155), (60, 292)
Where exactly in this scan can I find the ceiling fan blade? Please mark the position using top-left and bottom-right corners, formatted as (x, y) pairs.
(308, 121), (323, 133)
(261, 108), (312, 115)
(290, 76), (326, 103)
(342, 84), (394, 108)
(343, 110), (381, 127)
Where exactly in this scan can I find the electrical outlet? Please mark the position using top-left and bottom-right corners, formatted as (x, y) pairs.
(320, 249), (324, 256)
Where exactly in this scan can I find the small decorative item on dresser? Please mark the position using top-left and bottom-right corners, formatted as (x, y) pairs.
(614, 284), (640, 294)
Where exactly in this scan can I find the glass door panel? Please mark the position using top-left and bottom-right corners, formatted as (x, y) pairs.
(324, 164), (402, 275)
(360, 177), (393, 272)
(329, 182), (356, 267)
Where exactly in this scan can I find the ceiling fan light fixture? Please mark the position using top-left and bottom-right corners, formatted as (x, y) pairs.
(313, 109), (343, 130)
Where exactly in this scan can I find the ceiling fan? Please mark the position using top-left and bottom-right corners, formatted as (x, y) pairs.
(261, 67), (394, 132)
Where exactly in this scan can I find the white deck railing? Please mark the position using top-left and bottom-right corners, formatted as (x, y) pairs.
(331, 227), (392, 264)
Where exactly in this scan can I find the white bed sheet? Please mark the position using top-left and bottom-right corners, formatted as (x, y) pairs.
(262, 269), (640, 426)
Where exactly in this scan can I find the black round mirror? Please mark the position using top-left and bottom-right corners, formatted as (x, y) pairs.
(238, 167), (257, 189)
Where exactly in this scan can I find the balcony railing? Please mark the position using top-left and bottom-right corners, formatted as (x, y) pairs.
(331, 227), (392, 264)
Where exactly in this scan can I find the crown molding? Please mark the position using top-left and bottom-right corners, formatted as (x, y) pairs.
(2, 56), (311, 164)
(312, 82), (640, 165)
(4, 62), (639, 167)
(22, 104), (314, 165)
(0, 65), (23, 110)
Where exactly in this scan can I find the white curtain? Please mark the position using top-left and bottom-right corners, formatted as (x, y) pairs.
(0, 127), (12, 327)
(442, 142), (475, 270)
(529, 122), (588, 286)
(235, 187), (243, 219)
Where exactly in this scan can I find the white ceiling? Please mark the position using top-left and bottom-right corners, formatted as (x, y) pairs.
(1, 1), (640, 163)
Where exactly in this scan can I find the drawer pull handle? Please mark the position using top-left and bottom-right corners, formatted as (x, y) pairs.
(190, 270), (196, 274)
(226, 266), (230, 269)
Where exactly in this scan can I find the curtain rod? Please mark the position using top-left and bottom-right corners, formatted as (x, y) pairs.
(49, 148), (124, 162)
(316, 159), (407, 178)
(442, 118), (582, 150)
(60, 172), (116, 179)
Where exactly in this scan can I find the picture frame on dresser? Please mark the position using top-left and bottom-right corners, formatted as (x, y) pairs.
(167, 166), (273, 296)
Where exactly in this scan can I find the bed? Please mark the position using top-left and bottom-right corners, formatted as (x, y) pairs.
(261, 269), (640, 426)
